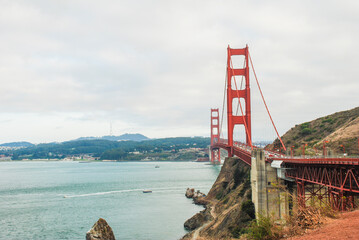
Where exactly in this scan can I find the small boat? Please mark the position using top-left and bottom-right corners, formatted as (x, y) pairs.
(143, 190), (152, 193)
(155, 165), (160, 168)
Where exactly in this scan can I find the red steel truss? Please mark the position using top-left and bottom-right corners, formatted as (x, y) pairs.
(285, 163), (359, 210)
(210, 108), (221, 164)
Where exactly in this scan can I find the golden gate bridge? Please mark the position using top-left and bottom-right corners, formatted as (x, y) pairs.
(209, 45), (359, 211)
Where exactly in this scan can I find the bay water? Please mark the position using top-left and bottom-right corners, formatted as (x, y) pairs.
(0, 161), (220, 240)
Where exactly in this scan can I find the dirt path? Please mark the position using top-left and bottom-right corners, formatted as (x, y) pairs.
(288, 210), (359, 240)
(191, 204), (217, 240)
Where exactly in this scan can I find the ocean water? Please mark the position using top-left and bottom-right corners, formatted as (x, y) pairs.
(0, 161), (220, 240)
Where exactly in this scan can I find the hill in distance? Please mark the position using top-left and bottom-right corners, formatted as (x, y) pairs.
(74, 133), (149, 142)
(270, 106), (359, 155)
(0, 141), (34, 148)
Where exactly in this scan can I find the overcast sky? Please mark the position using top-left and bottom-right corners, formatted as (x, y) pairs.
(0, 0), (358, 143)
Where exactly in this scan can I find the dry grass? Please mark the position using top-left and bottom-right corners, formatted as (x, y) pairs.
(242, 183), (340, 240)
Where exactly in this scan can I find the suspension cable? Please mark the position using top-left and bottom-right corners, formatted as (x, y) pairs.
(219, 70), (227, 140)
(229, 49), (253, 149)
(248, 51), (286, 151)
(235, 58), (246, 116)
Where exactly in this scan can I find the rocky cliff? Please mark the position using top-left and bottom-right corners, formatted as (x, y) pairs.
(182, 157), (255, 239)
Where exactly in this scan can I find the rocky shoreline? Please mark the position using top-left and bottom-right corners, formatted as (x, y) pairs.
(181, 157), (255, 240)
(85, 158), (253, 240)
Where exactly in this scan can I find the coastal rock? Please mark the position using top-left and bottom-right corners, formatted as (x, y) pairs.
(186, 188), (207, 205)
(184, 207), (213, 231)
(193, 190), (207, 205)
(193, 190), (206, 199)
(86, 218), (116, 240)
(185, 188), (195, 198)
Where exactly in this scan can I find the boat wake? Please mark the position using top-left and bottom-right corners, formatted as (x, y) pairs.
(63, 186), (209, 198)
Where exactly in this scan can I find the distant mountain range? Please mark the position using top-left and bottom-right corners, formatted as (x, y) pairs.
(0, 141), (34, 148)
(0, 134), (149, 148)
(74, 133), (149, 142)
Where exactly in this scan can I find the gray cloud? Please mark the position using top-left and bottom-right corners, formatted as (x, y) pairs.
(0, 0), (358, 143)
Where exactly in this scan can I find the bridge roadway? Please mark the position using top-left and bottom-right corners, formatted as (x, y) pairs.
(212, 138), (285, 166)
(211, 139), (359, 210)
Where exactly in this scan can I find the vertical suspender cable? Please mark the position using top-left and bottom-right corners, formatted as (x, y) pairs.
(248, 51), (286, 151)
(235, 59), (246, 116)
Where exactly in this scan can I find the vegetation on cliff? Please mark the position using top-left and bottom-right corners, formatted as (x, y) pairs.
(182, 157), (255, 239)
(270, 106), (359, 155)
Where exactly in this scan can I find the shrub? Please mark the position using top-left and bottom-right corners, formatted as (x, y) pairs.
(216, 190), (224, 200)
(238, 177), (251, 197)
(300, 122), (310, 129)
(241, 200), (255, 219)
(301, 128), (312, 135)
(247, 214), (282, 240)
(322, 118), (334, 123)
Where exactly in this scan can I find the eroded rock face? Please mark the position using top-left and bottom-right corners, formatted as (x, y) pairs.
(184, 207), (212, 231)
(86, 218), (116, 240)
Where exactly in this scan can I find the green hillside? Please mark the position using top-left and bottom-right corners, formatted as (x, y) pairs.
(4, 137), (210, 161)
(270, 107), (359, 156)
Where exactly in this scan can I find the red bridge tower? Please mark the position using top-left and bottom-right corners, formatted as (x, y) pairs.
(210, 108), (221, 164)
(226, 45), (252, 157)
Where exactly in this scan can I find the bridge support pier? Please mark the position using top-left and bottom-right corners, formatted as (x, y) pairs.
(251, 149), (289, 220)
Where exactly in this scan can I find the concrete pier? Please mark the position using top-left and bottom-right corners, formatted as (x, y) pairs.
(250, 149), (289, 219)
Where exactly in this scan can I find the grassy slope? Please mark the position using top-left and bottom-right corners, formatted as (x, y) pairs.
(270, 106), (359, 155)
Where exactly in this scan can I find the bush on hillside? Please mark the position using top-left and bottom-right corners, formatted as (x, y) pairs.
(300, 128), (312, 135)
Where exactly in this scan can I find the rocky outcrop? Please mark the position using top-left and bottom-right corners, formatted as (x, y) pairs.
(185, 188), (195, 198)
(86, 218), (116, 240)
(182, 157), (255, 240)
(184, 207), (212, 230)
(186, 188), (207, 205)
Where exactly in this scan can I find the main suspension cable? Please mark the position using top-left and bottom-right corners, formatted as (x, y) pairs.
(219, 70), (227, 140)
(248, 51), (286, 151)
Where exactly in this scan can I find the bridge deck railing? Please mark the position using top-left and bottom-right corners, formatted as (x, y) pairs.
(214, 138), (359, 164)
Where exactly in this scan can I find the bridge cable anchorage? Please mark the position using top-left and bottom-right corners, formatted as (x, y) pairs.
(228, 48), (253, 150)
(248, 51), (286, 151)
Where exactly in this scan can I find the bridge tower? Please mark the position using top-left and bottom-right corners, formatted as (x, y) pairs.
(226, 45), (252, 157)
(210, 108), (221, 164)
